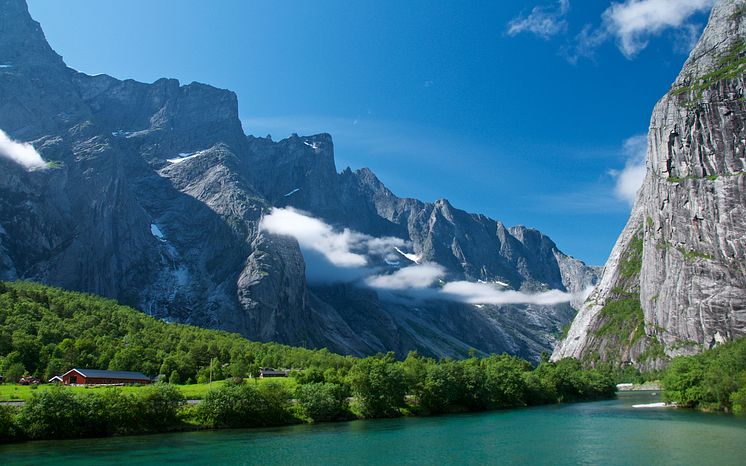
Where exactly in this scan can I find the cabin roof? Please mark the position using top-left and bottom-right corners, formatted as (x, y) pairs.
(62, 368), (150, 380)
(260, 369), (289, 375)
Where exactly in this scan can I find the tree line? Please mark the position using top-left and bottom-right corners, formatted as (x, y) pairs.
(0, 281), (618, 443)
(1, 352), (616, 443)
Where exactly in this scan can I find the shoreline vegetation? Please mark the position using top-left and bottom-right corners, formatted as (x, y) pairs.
(0, 281), (617, 444)
(661, 337), (746, 414)
(0, 281), (743, 444)
(0, 355), (616, 444)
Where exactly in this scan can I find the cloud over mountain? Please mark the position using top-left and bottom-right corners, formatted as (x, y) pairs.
(0, 129), (46, 170)
(262, 208), (575, 306)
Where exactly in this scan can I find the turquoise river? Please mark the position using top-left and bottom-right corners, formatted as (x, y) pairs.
(2, 392), (745, 465)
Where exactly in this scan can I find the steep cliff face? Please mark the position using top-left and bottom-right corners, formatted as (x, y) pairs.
(0, 0), (599, 360)
(554, 0), (746, 370)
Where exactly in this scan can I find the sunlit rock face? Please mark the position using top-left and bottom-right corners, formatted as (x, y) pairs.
(554, 0), (746, 370)
(0, 0), (599, 361)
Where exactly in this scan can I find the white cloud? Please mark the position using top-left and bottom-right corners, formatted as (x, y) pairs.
(259, 207), (408, 281)
(262, 208), (576, 306)
(603, 0), (714, 57)
(366, 264), (574, 305)
(567, 0), (713, 61)
(440, 281), (573, 305)
(0, 129), (46, 171)
(260, 208), (367, 267)
(365, 263), (445, 290)
(579, 284), (596, 302)
(611, 135), (647, 205)
(507, 0), (571, 39)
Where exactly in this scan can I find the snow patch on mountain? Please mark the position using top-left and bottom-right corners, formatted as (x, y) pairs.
(150, 224), (166, 241)
(395, 247), (421, 264)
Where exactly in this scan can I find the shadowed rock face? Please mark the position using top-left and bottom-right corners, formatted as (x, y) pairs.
(554, 0), (746, 370)
(0, 0), (598, 360)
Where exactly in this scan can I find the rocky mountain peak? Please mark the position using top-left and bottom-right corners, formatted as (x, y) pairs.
(0, 0), (64, 67)
(0, 0), (601, 362)
(553, 0), (746, 370)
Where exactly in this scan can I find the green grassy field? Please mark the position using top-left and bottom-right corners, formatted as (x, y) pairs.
(0, 377), (297, 402)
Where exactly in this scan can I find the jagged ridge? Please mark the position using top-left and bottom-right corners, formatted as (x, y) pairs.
(0, 0), (598, 361)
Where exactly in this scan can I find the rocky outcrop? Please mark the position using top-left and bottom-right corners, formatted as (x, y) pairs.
(553, 0), (746, 370)
(0, 0), (599, 360)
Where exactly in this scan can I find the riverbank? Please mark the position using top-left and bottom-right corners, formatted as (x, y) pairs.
(0, 357), (618, 445)
(3, 392), (745, 465)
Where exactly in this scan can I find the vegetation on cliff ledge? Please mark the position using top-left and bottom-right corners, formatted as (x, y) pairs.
(671, 39), (746, 103)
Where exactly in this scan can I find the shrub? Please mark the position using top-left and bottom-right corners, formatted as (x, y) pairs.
(731, 384), (746, 415)
(169, 370), (182, 385)
(22, 387), (86, 439)
(295, 382), (348, 422)
(137, 383), (185, 431)
(482, 355), (531, 408)
(418, 361), (464, 414)
(348, 353), (406, 418)
(197, 382), (293, 428)
(0, 405), (21, 443)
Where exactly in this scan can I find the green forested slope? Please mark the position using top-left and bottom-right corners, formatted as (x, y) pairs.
(0, 281), (354, 383)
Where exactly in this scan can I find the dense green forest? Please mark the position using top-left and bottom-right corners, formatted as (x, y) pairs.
(662, 337), (746, 413)
(0, 281), (355, 383)
(0, 281), (619, 443)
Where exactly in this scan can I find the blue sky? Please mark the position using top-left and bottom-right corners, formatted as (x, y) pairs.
(27, 0), (715, 265)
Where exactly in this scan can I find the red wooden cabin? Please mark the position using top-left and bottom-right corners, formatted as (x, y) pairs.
(60, 368), (151, 385)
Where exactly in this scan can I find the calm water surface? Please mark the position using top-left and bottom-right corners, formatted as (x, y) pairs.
(2, 392), (745, 465)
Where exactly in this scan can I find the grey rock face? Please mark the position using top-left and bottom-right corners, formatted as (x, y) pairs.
(0, 0), (599, 360)
(554, 0), (746, 369)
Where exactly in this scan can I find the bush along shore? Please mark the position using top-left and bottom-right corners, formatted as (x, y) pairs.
(0, 354), (616, 443)
(662, 336), (746, 414)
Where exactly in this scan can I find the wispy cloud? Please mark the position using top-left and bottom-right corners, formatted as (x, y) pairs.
(507, 0), (571, 39)
(0, 129), (46, 171)
(440, 281), (572, 305)
(259, 207), (406, 271)
(529, 135), (648, 213)
(511, 0), (714, 62)
(566, 0), (714, 61)
(365, 263), (445, 290)
(261, 207), (575, 305)
(603, 0), (714, 58)
(366, 263), (573, 305)
(610, 134), (647, 205)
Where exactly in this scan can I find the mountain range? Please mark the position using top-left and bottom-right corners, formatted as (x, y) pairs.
(0, 0), (598, 361)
